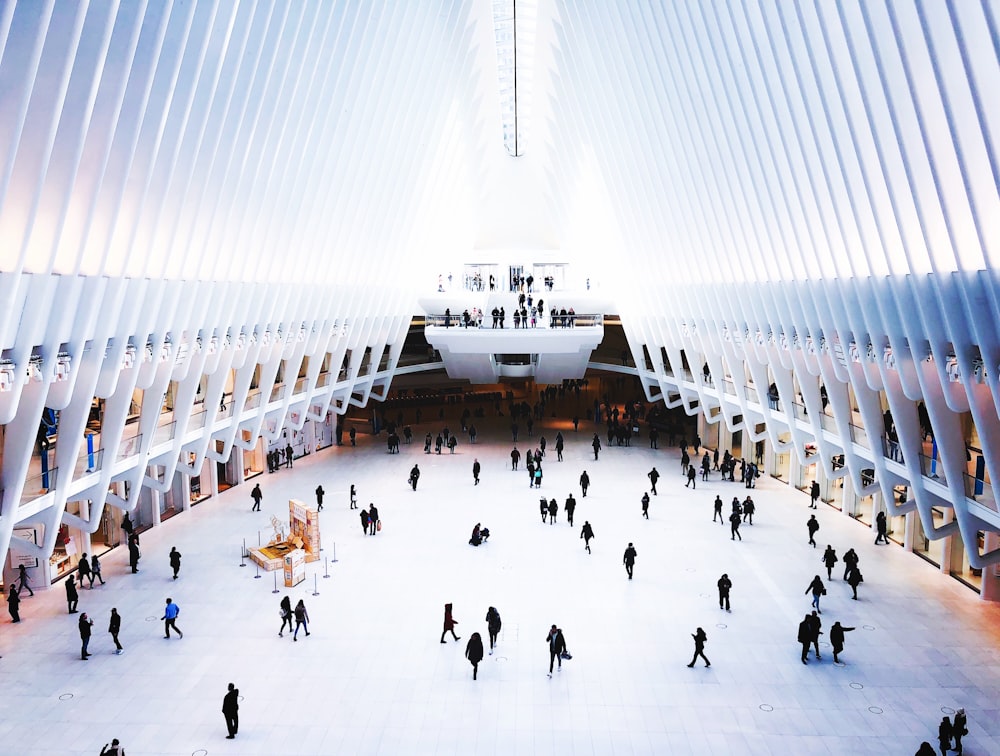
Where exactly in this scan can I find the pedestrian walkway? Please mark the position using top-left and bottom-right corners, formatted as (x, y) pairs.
(2, 409), (998, 754)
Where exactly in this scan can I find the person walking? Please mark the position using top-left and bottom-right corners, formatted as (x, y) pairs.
(742, 496), (755, 524)
(686, 465), (697, 489)
(368, 503), (379, 535)
(511, 446), (520, 470)
(486, 606), (502, 654)
(278, 595), (293, 637)
(108, 607), (123, 654)
(79, 553), (94, 588)
(729, 510), (742, 541)
(409, 464), (420, 491)
(592, 433), (601, 460)
(546, 624), (568, 677)
(579, 470), (590, 497)
(647, 467), (659, 495)
(810, 480), (820, 508)
(938, 716), (953, 756)
(805, 575), (825, 613)
(66, 574), (79, 613)
(285, 442), (293, 468)
(90, 553), (105, 585)
(874, 510), (888, 544)
(7, 585), (21, 622)
(580, 521), (595, 553)
(293, 599), (310, 640)
(79, 612), (94, 659)
(465, 632), (484, 680)
(547, 498), (558, 524)
(717, 573), (732, 611)
(350, 483), (357, 509)
(807, 514), (820, 547)
(472, 458), (481, 486)
(846, 565), (863, 600)
(440, 603), (460, 643)
(843, 548), (859, 581)
(169, 547), (182, 580)
(315, 484), (325, 512)
(100, 738), (124, 755)
(798, 614), (812, 664)
(808, 610), (823, 660)
(641, 492), (650, 519)
(952, 708), (968, 755)
(829, 621), (855, 663)
(623, 543), (638, 580)
(360, 507), (370, 535)
(128, 533), (140, 573)
(565, 494), (576, 526)
(687, 627), (710, 667)
(822, 545), (838, 580)
(539, 497), (548, 523)
(250, 483), (262, 512)
(161, 598), (183, 639)
(222, 682), (240, 739)
(713, 495), (724, 524)
(15, 563), (34, 597)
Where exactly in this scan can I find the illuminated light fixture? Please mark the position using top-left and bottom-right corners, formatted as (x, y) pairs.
(28, 355), (44, 382)
(54, 353), (72, 382)
(945, 354), (960, 382)
(122, 345), (137, 370)
(847, 342), (861, 364)
(883, 347), (895, 371)
(0, 360), (16, 392)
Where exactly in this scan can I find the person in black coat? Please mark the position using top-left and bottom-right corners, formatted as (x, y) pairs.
(579, 470), (590, 497)
(7, 585), (20, 622)
(222, 682), (239, 738)
(368, 504), (379, 535)
(846, 566), (863, 599)
(797, 614), (812, 663)
(810, 480), (820, 508)
(547, 498), (558, 524)
(546, 625), (567, 676)
(360, 508), (370, 535)
(472, 459), (481, 485)
(938, 716), (953, 756)
(66, 575), (79, 613)
(729, 511), (742, 541)
(843, 548), (859, 580)
(641, 492), (650, 519)
(952, 708), (968, 755)
(580, 521), (595, 553)
(874, 510), (888, 543)
(717, 574), (732, 611)
(647, 467), (659, 495)
(829, 621), (855, 663)
(822, 545), (838, 579)
(565, 494), (576, 526)
(278, 595), (293, 637)
(128, 533), (141, 573)
(623, 543), (638, 579)
(687, 627), (710, 667)
(807, 610), (822, 660)
(409, 464), (420, 491)
(807, 515), (820, 547)
(465, 632), (484, 680)
(169, 547), (182, 580)
(486, 607), (502, 653)
(806, 575), (825, 612)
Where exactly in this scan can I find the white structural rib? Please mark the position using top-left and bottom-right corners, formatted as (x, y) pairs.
(0, 1), (998, 590)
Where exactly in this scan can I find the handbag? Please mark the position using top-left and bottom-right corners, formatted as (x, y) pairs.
(376, 520), (382, 532)
(560, 651), (572, 660)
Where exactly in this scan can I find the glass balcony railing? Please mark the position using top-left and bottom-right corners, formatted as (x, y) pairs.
(294, 377), (308, 395)
(245, 391), (261, 411)
(117, 433), (142, 460)
(153, 421), (175, 445)
(964, 474), (996, 512)
(72, 447), (103, 479)
(20, 469), (57, 505)
(269, 384), (285, 403)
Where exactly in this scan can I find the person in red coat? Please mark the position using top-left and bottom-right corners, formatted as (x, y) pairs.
(439, 603), (460, 643)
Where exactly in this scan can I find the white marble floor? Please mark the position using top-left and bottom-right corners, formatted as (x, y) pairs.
(1, 410), (999, 755)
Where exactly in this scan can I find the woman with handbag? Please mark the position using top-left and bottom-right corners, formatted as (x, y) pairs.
(805, 575), (825, 613)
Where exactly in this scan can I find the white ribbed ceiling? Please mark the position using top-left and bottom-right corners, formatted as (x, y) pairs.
(0, 1), (996, 296)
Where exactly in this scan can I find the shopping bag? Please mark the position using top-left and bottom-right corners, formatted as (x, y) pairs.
(376, 520), (382, 532)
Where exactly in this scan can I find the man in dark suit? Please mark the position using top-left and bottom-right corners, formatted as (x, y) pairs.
(798, 615), (812, 664)
(222, 682), (239, 738)
(623, 543), (638, 579)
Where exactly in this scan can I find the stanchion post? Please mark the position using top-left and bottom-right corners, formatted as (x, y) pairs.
(272, 572), (279, 594)
(323, 557), (330, 578)
(332, 542), (338, 563)
(254, 562), (261, 579)
(240, 542), (246, 567)
(312, 574), (319, 597)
